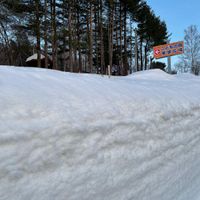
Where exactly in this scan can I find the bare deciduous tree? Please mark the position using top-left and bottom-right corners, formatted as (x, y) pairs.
(183, 25), (200, 75)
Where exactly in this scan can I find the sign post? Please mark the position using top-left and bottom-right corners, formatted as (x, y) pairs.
(167, 56), (171, 73)
(153, 41), (184, 72)
(108, 65), (111, 78)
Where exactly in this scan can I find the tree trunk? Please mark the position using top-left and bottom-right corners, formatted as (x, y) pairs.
(144, 43), (148, 70)
(134, 29), (139, 71)
(129, 23), (133, 73)
(123, 4), (128, 75)
(76, 4), (82, 72)
(44, 0), (48, 68)
(140, 39), (143, 71)
(51, 0), (57, 70)
(94, 1), (99, 73)
(36, 0), (41, 67)
(68, 2), (73, 72)
(108, 1), (114, 73)
(119, 2), (123, 74)
(100, 0), (105, 74)
(89, 2), (93, 73)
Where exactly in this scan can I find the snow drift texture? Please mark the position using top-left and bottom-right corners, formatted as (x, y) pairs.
(0, 66), (200, 200)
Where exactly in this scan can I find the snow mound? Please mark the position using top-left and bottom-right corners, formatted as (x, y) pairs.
(1, 66), (200, 200)
(130, 69), (172, 80)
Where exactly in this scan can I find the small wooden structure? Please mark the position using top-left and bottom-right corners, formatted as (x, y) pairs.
(26, 53), (53, 68)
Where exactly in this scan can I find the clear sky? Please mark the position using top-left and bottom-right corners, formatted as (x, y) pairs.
(146, 0), (200, 67)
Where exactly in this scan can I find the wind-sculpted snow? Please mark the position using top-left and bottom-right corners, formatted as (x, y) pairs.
(0, 66), (200, 200)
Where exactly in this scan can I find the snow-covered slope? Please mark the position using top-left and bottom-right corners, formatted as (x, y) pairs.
(0, 66), (200, 200)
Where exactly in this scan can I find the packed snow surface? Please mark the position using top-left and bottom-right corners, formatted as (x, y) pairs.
(0, 66), (200, 200)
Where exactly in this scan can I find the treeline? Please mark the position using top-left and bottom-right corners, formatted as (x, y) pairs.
(0, 0), (168, 75)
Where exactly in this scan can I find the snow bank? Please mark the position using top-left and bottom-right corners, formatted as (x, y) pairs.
(0, 66), (200, 200)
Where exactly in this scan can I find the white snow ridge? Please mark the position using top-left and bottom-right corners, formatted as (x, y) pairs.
(0, 66), (200, 200)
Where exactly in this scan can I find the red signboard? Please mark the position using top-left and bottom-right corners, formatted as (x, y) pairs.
(153, 41), (184, 59)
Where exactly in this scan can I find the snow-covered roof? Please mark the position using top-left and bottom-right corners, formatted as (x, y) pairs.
(0, 66), (200, 200)
(26, 53), (46, 62)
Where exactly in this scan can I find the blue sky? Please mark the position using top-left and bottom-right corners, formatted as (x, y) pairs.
(146, 0), (200, 66)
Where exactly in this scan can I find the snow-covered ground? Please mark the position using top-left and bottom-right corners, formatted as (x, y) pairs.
(0, 66), (200, 200)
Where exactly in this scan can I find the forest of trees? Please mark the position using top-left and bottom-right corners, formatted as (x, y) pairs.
(0, 0), (168, 75)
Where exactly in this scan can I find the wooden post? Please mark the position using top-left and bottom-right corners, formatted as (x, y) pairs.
(108, 65), (111, 78)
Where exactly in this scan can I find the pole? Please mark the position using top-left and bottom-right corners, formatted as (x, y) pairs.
(108, 65), (111, 78)
(167, 38), (171, 74)
(167, 56), (171, 74)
